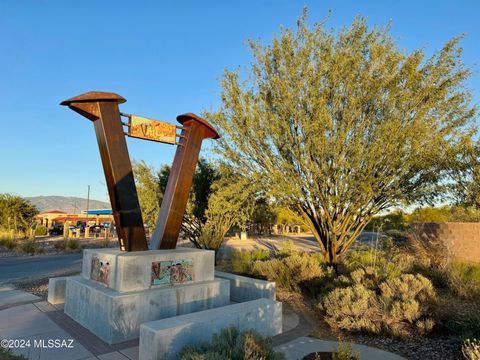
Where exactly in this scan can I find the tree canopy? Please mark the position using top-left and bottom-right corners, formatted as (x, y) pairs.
(0, 194), (38, 234)
(207, 11), (477, 267)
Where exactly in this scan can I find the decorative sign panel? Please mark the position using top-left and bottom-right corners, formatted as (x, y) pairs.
(151, 259), (193, 285)
(128, 115), (176, 144)
(91, 256), (110, 286)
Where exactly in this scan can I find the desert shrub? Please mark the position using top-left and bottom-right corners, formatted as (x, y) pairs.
(253, 252), (329, 296)
(101, 237), (111, 248)
(462, 339), (480, 360)
(18, 239), (37, 254)
(231, 248), (270, 275)
(344, 250), (414, 286)
(180, 326), (284, 360)
(321, 274), (436, 337)
(35, 225), (48, 236)
(65, 238), (80, 250)
(276, 240), (297, 258)
(321, 284), (380, 334)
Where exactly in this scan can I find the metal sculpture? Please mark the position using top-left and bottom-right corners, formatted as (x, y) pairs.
(61, 91), (219, 252)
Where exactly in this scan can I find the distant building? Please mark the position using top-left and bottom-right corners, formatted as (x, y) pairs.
(36, 209), (113, 227)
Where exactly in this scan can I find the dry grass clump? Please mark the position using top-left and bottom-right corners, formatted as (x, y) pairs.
(180, 326), (285, 360)
(18, 238), (37, 254)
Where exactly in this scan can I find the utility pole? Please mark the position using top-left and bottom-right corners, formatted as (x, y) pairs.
(86, 185), (90, 223)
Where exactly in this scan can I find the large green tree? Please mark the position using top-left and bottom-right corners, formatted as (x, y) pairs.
(207, 11), (477, 269)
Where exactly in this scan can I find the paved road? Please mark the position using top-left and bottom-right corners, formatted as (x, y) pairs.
(294, 231), (384, 245)
(0, 253), (83, 283)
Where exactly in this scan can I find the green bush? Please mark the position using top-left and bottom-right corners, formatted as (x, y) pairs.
(276, 240), (297, 258)
(35, 225), (48, 236)
(180, 326), (285, 360)
(231, 248), (270, 275)
(253, 252), (329, 296)
(321, 274), (436, 337)
(462, 339), (480, 360)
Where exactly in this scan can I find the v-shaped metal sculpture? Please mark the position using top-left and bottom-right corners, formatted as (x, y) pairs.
(61, 91), (219, 251)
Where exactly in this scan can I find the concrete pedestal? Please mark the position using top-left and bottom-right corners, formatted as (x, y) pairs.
(81, 248), (215, 292)
(63, 248), (230, 344)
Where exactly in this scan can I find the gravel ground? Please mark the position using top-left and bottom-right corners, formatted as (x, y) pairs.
(349, 334), (462, 360)
(11, 270), (80, 300)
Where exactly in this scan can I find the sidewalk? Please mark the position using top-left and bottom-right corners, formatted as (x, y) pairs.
(0, 287), (138, 360)
(274, 337), (406, 360)
(0, 286), (406, 360)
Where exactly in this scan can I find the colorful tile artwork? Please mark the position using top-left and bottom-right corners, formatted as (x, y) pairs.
(151, 259), (194, 285)
(91, 256), (110, 286)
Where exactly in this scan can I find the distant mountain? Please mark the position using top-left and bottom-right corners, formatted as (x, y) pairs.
(25, 196), (111, 214)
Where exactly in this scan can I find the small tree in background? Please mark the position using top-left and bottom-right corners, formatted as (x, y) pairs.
(197, 169), (257, 261)
(182, 158), (220, 247)
(207, 10), (477, 270)
(133, 158), (220, 246)
(275, 207), (303, 234)
(0, 194), (38, 237)
(132, 161), (166, 232)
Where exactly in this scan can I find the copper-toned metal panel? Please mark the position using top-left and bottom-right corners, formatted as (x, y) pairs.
(128, 115), (177, 144)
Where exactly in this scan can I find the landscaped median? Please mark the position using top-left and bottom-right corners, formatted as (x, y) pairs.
(225, 239), (480, 360)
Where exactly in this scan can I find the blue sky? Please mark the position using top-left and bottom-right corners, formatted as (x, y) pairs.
(0, 0), (479, 202)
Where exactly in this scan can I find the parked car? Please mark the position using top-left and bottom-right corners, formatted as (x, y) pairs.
(49, 225), (64, 236)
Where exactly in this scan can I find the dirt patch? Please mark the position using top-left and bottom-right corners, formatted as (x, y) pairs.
(12, 270), (81, 300)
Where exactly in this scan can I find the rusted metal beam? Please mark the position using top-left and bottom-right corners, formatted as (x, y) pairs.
(60, 91), (148, 251)
(150, 113), (220, 250)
